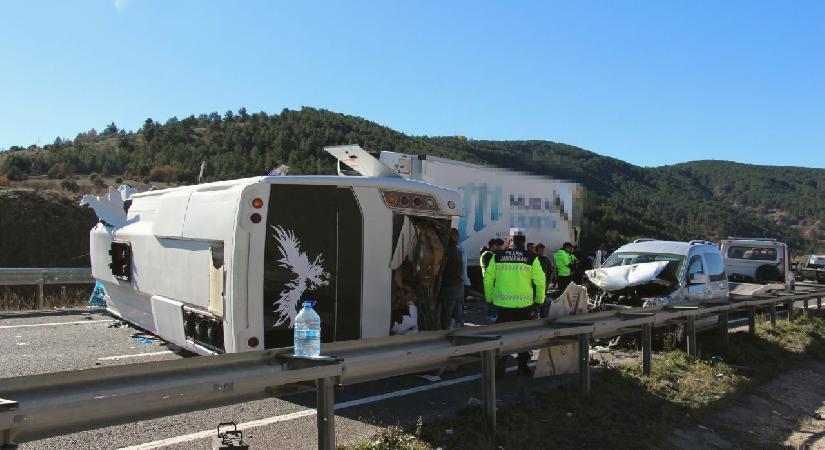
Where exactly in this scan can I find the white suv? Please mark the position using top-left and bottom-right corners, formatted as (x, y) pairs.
(586, 239), (729, 309)
(720, 238), (793, 290)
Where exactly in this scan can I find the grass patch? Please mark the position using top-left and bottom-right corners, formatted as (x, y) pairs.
(0, 285), (92, 310)
(346, 420), (430, 450)
(700, 314), (825, 382)
(349, 316), (825, 450)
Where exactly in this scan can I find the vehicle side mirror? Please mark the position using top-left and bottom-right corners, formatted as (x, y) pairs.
(689, 272), (710, 285)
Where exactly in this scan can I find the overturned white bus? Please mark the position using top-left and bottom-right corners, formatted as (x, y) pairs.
(84, 164), (463, 355)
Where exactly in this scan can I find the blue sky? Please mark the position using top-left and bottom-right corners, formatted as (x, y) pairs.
(1, 1), (823, 167)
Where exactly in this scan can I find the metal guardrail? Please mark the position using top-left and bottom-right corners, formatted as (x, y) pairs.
(1, 285), (824, 449)
(0, 268), (95, 309)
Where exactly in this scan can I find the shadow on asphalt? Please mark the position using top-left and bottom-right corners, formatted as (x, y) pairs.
(0, 307), (108, 320)
(273, 358), (575, 432)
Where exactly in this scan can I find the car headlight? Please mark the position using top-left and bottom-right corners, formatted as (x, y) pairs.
(642, 297), (672, 307)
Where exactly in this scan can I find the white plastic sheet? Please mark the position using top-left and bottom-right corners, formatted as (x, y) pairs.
(535, 283), (588, 378)
(391, 303), (418, 335)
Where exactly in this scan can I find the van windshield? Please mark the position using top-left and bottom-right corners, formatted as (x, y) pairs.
(603, 252), (685, 269)
(727, 246), (777, 261)
(603, 252), (686, 284)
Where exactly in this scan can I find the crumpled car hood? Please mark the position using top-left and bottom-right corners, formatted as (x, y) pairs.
(585, 261), (670, 292)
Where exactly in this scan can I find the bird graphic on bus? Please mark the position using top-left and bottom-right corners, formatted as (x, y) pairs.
(270, 225), (330, 328)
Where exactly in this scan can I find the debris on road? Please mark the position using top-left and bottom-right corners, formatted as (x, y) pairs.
(417, 374), (441, 383)
(213, 422), (248, 450)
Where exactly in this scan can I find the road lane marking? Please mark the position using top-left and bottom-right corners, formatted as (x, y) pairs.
(120, 410), (317, 450)
(0, 319), (114, 329)
(98, 351), (175, 361)
(122, 366), (527, 450)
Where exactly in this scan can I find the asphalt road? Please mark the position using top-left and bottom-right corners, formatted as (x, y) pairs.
(5, 287), (823, 449)
(1, 308), (564, 450)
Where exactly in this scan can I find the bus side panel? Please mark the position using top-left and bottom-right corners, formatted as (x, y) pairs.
(352, 187), (393, 339)
(263, 185), (364, 349)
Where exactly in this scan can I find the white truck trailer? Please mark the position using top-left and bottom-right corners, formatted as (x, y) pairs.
(83, 158), (462, 355)
(330, 146), (582, 286)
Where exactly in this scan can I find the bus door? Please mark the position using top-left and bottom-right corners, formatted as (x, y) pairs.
(262, 185), (363, 349)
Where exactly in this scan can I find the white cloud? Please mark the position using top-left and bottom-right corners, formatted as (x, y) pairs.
(114, 0), (131, 13)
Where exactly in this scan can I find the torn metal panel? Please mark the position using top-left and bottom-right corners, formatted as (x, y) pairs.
(390, 216), (416, 270)
(585, 261), (670, 292)
(79, 185), (135, 228)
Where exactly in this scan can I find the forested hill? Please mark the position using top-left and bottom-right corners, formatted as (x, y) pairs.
(1, 107), (823, 256)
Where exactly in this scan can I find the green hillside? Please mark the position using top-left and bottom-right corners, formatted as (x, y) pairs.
(1, 107), (823, 268)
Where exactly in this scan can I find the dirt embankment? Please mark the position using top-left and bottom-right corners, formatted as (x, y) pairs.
(0, 188), (96, 267)
(670, 360), (825, 449)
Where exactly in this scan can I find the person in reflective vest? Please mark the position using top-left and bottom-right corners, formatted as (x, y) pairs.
(484, 228), (546, 377)
(480, 238), (505, 277)
(554, 242), (577, 292)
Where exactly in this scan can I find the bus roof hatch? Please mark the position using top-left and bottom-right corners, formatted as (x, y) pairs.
(325, 145), (402, 178)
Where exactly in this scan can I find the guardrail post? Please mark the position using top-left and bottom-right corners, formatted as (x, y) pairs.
(2, 429), (18, 450)
(481, 349), (496, 434)
(804, 299), (810, 318)
(642, 323), (652, 376)
(770, 302), (777, 328)
(578, 333), (591, 394)
(817, 296), (822, 312)
(36, 274), (45, 310)
(686, 316), (697, 357)
(718, 311), (729, 347)
(0, 396), (19, 450)
(316, 377), (335, 450)
(748, 305), (756, 334)
(787, 301), (795, 323)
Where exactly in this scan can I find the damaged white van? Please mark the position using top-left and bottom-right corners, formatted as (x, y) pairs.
(585, 239), (728, 309)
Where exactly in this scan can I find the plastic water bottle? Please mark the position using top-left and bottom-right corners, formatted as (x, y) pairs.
(294, 301), (321, 357)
